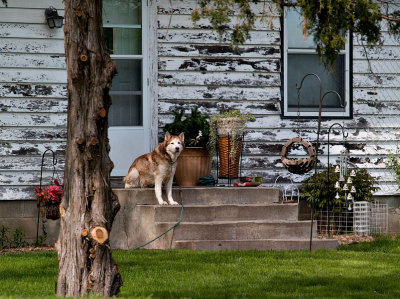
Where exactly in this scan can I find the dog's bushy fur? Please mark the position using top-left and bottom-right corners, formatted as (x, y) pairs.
(123, 132), (184, 205)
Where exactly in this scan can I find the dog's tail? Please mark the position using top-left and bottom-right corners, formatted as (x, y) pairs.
(123, 168), (140, 188)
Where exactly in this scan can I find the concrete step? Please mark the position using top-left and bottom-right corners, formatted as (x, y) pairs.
(114, 187), (280, 206)
(148, 204), (298, 222)
(173, 239), (339, 250)
(156, 220), (317, 241)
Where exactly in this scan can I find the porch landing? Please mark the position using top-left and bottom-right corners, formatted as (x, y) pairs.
(110, 187), (338, 250)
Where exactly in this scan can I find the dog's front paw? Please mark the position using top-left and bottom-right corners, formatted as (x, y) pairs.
(158, 200), (168, 205)
(168, 200), (179, 205)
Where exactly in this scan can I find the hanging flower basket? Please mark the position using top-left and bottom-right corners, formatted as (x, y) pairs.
(35, 179), (63, 220)
(40, 203), (60, 220)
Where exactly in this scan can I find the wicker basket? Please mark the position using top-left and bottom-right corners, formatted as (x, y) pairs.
(218, 136), (243, 178)
(40, 204), (60, 220)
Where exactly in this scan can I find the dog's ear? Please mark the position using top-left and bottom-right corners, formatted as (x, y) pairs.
(179, 132), (185, 143)
(164, 132), (171, 141)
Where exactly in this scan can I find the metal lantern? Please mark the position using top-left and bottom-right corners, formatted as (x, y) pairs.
(343, 183), (349, 191)
(347, 177), (353, 184)
(335, 165), (340, 173)
(347, 193), (353, 201)
(350, 186), (356, 193)
(350, 169), (356, 177)
(335, 181), (340, 189)
(335, 192), (340, 199)
(45, 6), (64, 28)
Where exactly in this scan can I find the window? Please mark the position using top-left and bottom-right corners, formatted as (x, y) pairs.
(282, 7), (352, 118)
(103, 0), (146, 126)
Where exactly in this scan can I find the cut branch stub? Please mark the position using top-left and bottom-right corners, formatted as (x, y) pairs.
(90, 227), (108, 244)
(81, 229), (89, 237)
(80, 54), (88, 62)
(90, 138), (98, 146)
(98, 108), (107, 118)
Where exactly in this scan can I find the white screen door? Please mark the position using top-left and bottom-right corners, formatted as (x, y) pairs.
(103, 0), (150, 176)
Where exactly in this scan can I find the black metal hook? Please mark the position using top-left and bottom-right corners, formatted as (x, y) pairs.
(39, 148), (57, 189)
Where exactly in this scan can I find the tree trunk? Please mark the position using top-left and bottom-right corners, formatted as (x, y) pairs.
(56, 1), (122, 296)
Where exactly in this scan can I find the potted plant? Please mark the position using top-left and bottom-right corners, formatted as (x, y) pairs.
(34, 179), (63, 220)
(210, 109), (255, 179)
(163, 107), (211, 186)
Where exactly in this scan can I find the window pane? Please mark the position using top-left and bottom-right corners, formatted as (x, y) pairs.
(109, 59), (142, 126)
(103, 0), (141, 26)
(104, 28), (142, 55)
(287, 54), (345, 112)
(109, 95), (142, 126)
(287, 8), (316, 49)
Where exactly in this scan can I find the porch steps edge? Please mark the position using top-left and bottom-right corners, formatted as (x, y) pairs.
(173, 239), (339, 250)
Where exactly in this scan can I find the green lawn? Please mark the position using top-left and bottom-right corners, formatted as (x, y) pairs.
(0, 236), (399, 299)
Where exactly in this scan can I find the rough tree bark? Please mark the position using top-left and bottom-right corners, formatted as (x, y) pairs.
(55, 0), (122, 296)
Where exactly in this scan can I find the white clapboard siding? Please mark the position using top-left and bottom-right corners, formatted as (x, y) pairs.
(245, 128), (400, 143)
(0, 53), (66, 69)
(0, 8), (64, 24)
(353, 59), (400, 74)
(0, 84), (67, 98)
(157, 0), (279, 16)
(159, 44), (281, 58)
(353, 88), (400, 102)
(0, 128), (67, 141)
(158, 71), (280, 87)
(0, 156), (65, 171)
(159, 57), (280, 72)
(158, 14), (281, 31)
(0, 98), (67, 113)
(159, 100), (280, 115)
(0, 37), (65, 54)
(158, 85), (281, 101)
(0, 171), (63, 186)
(158, 29), (280, 45)
(0, 23), (64, 39)
(3, 0), (64, 9)
(0, 141), (66, 156)
(0, 113), (67, 127)
(0, 68), (67, 84)
(0, 3), (67, 201)
(353, 45), (400, 59)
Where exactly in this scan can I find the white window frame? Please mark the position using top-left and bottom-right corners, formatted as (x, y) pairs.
(103, 1), (149, 128)
(283, 7), (352, 118)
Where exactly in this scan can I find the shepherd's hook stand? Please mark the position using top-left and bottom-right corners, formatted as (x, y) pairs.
(35, 148), (58, 245)
(296, 73), (345, 251)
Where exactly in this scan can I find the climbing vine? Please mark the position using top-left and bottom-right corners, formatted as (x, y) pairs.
(193, 0), (400, 66)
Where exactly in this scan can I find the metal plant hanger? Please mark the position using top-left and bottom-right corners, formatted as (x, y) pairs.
(293, 73), (345, 250)
(326, 123), (348, 235)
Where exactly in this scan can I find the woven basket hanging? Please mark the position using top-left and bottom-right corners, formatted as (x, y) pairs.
(218, 136), (243, 178)
(281, 137), (316, 174)
(40, 204), (60, 220)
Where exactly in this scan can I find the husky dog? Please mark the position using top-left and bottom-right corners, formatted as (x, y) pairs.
(123, 132), (184, 205)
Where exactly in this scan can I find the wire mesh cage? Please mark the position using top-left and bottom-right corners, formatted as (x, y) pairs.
(317, 201), (388, 236)
(353, 201), (371, 235)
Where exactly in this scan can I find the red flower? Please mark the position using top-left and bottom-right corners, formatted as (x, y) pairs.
(34, 180), (63, 205)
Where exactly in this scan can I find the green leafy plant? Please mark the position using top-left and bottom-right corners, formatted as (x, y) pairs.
(0, 224), (10, 250)
(386, 150), (400, 189)
(34, 235), (47, 247)
(300, 165), (379, 210)
(12, 227), (26, 248)
(163, 107), (210, 148)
